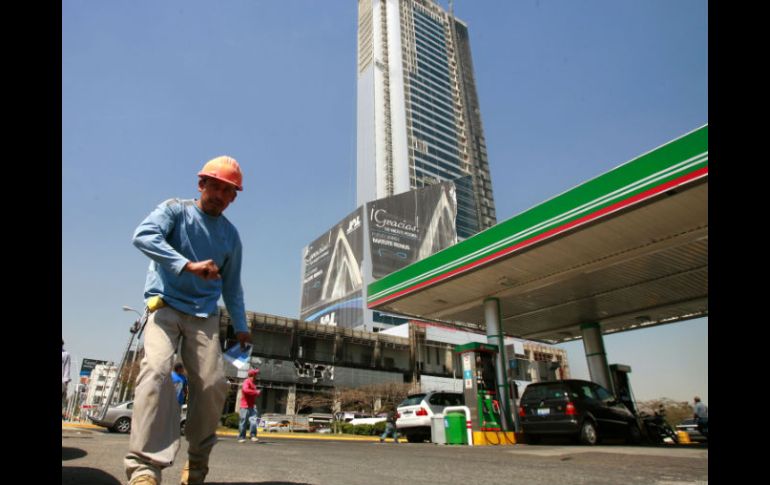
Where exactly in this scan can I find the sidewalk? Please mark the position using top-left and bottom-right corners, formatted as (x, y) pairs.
(62, 421), (381, 442)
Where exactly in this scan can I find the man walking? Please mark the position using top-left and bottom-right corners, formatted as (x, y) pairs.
(171, 363), (189, 406)
(692, 396), (708, 437)
(62, 340), (71, 416)
(238, 368), (261, 443)
(124, 156), (252, 485)
(379, 408), (399, 443)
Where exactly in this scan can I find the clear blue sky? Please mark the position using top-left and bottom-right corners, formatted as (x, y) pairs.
(62, 0), (708, 404)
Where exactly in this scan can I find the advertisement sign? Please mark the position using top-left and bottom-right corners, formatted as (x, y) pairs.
(367, 182), (458, 280)
(462, 354), (473, 389)
(300, 208), (365, 328)
(298, 183), (459, 329)
(80, 358), (108, 377)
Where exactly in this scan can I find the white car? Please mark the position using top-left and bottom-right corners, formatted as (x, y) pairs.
(335, 412), (371, 423)
(675, 418), (708, 442)
(348, 417), (385, 426)
(396, 391), (464, 443)
(88, 401), (187, 434)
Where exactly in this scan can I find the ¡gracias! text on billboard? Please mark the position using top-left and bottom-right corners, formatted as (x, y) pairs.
(370, 208), (419, 232)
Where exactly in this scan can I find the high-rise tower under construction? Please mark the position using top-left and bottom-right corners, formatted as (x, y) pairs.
(356, 0), (496, 238)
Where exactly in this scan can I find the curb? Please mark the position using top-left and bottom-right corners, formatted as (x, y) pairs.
(63, 423), (381, 442)
(62, 422), (102, 430)
(217, 429), (380, 442)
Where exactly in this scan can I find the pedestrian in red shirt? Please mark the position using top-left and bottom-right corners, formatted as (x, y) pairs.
(238, 368), (261, 443)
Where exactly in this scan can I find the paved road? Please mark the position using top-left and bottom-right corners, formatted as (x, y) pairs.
(62, 427), (708, 485)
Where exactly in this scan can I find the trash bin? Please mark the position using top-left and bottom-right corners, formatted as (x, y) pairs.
(444, 411), (467, 445)
(431, 414), (446, 444)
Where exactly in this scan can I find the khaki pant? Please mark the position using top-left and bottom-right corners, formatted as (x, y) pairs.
(125, 306), (228, 483)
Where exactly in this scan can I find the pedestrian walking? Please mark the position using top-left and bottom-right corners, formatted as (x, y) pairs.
(172, 362), (189, 406)
(124, 156), (252, 485)
(62, 339), (71, 416)
(238, 368), (261, 443)
(379, 408), (399, 443)
(692, 396), (708, 437)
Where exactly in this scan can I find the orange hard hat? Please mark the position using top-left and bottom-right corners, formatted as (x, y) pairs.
(198, 156), (243, 191)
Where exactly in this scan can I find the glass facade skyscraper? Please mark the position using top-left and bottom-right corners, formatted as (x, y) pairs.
(357, 0), (496, 238)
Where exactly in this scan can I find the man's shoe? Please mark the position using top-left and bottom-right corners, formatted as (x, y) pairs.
(238, 438), (246, 443)
(180, 460), (209, 485)
(250, 437), (259, 442)
(129, 475), (158, 485)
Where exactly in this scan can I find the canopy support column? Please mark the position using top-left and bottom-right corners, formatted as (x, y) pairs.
(484, 298), (517, 431)
(581, 322), (612, 391)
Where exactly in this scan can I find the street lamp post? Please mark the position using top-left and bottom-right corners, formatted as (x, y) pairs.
(97, 305), (147, 419)
(119, 306), (144, 402)
(123, 305), (143, 332)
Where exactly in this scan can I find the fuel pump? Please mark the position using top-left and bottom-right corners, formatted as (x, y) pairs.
(475, 349), (502, 431)
(609, 363), (678, 444)
(608, 364), (636, 415)
(507, 366), (522, 431)
(454, 342), (515, 444)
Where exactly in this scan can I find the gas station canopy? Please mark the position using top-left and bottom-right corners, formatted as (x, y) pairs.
(368, 125), (708, 344)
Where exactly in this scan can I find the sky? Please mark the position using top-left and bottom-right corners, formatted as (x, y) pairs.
(62, 0), (708, 404)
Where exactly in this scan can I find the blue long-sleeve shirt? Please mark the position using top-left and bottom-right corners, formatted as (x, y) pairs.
(132, 198), (248, 334)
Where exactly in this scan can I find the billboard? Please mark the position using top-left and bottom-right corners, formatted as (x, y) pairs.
(299, 182), (459, 330)
(80, 358), (109, 377)
(367, 181), (458, 280)
(300, 208), (365, 328)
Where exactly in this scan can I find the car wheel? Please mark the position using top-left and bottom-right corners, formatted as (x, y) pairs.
(114, 417), (132, 434)
(579, 420), (598, 446)
(626, 423), (642, 445)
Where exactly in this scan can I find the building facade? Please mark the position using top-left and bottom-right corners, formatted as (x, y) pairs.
(82, 363), (121, 408)
(220, 309), (568, 415)
(356, 0), (496, 238)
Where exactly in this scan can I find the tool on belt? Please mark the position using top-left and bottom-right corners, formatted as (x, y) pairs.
(131, 295), (166, 338)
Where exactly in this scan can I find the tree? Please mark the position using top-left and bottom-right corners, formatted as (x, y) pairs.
(118, 347), (144, 402)
(278, 390), (334, 415)
(336, 382), (412, 414)
(363, 382), (412, 413)
(636, 398), (692, 426)
(296, 391), (335, 414)
(336, 387), (371, 414)
(275, 382), (413, 434)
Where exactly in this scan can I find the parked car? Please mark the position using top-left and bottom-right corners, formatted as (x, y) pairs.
(305, 412), (334, 430)
(396, 391), (464, 443)
(259, 413), (312, 433)
(335, 412), (372, 423)
(88, 401), (187, 435)
(348, 417), (385, 426)
(264, 419), (291, 432)
(518, 379), (641, 445)
(675, 418), (707, 442)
